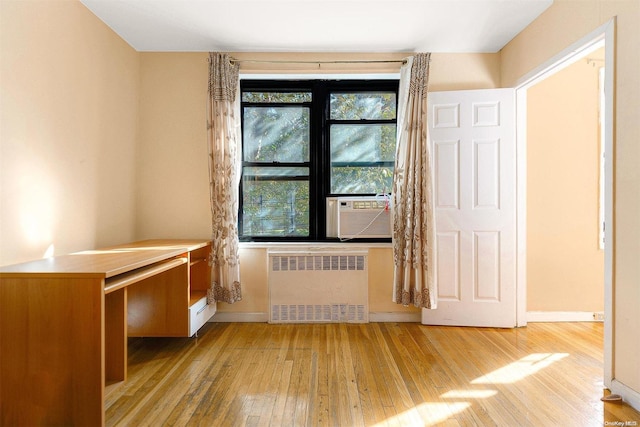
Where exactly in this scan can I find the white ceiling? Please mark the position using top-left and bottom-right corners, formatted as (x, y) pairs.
(80, 0), (553, 53)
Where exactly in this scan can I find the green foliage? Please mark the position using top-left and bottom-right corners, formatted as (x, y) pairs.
(331, 166), (393, 194)
(243, 107), (310, 162)
(242, 92), (312, 103)
(330, 124), (396, 162)
(330, 92), (396, 120)
(242, 180), (309, 237)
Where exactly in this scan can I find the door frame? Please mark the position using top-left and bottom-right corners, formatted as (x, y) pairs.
(514, 19), (615, 385)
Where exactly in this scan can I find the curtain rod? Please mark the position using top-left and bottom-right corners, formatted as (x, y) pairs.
(228, 57), (408, 65)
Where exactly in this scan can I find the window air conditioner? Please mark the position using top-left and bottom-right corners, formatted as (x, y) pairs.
(327, 196), (392, 239)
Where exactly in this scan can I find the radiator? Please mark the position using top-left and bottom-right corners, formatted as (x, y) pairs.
(268, 249), (369, 323)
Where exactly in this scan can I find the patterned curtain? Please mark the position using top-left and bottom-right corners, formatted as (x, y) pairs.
(392, 53), (437, 309)
(206, 52), (242, 304)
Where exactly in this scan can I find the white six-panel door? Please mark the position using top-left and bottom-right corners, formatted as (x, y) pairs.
(422, 89), (516, 328)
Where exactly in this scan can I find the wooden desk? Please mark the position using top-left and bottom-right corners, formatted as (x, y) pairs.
(0, 239), (214, 426)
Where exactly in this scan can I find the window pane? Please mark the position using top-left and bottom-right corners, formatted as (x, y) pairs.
(330, 92), (396, 120)
(331, 166), (394, 194)
(330, 124), (395, 194)
(242, 92), (312, 103)
(243, 107), (310, 162)
(242, 167), (309, 237)
(330, 124), (396, 162)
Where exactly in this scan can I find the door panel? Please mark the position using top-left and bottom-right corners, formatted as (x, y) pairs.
(436, 231), (460, 300)
(434, 140), (460, 209)
(422, 88), (516, 327)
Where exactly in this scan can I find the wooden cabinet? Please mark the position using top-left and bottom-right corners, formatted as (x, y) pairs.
(125, 240), (216, 337)
(0, 239), (214, 426)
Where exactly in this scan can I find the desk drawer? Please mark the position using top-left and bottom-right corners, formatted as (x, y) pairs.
(189, 296), (217, 336)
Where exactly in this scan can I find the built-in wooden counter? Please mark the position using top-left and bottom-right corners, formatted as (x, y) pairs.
(0, 239), (214, 426)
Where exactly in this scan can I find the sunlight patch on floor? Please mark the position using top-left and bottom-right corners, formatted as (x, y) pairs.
(372, 352), (569, 425)
(471, 353), (569, 384)
(371, 402), (471, 426)
(440, 389), (498, 399)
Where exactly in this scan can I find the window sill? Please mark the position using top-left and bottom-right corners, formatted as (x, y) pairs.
(239, 241), (392, 250)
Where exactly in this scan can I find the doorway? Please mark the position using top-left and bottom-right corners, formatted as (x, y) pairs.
(526, 44), (606, 320)
(515, 19), (615, 385)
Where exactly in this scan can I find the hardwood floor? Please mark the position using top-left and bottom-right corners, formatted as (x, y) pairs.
(106, 322), (640, 426)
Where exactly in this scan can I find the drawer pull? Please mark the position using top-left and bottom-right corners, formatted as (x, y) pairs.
(196, 304), (208, 315)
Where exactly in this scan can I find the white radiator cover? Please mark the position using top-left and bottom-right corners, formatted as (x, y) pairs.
(268, 249), (369, 323)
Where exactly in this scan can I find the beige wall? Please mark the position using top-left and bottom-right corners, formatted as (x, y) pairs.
(527, 54), (604, 312)
(0, 0), (140, 266)
(502, 0), (640, 396)
(137, 53), (211, 240)
(135, 51), (500, 317)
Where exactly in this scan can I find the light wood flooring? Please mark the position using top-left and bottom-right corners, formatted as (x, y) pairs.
(106, 322), (640, 426)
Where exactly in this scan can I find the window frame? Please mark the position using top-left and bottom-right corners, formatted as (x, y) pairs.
(239, 79), (399, 242)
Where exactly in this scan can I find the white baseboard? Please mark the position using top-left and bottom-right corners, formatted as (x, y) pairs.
(526, 311), (604, 322)
(610, 379), (640, 414)
(369, 312), (421, 323)
(212, 311), (603, 324)
(210, 312), (268, 322)
(209, 311), (421, 323)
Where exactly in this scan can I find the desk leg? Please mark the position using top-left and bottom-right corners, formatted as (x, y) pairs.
(105, 287), (127, 382)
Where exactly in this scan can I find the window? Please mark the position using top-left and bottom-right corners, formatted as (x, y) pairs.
(240, 80), (398, 241)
